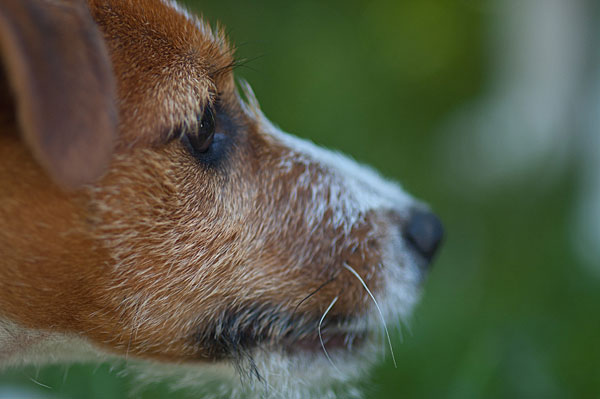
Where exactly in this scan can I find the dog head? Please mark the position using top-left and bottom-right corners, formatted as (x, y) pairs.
(0, 0), (443, 397)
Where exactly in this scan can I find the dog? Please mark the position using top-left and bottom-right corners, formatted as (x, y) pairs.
(0, 0), (443, 397)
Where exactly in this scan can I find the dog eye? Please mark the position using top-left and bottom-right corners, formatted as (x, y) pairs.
(185, 107), (215, 153)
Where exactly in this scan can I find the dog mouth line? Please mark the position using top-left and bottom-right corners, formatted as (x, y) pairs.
(281, 329), (369, 354)
(194, 306), (372, 361)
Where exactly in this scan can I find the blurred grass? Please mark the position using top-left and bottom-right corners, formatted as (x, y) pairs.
(2, 0), (600, 398)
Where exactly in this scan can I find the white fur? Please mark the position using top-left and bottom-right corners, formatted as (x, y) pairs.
(128, 340), (378, 399)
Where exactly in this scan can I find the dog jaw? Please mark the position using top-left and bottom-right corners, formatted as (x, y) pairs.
(0, 0), (436, 397)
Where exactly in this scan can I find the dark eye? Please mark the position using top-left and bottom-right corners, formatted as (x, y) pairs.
(185, 106), (215, 153)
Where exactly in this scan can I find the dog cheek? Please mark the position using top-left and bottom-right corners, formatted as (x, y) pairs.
(81, 141), (383, 360)
(79, 145), (282, 359)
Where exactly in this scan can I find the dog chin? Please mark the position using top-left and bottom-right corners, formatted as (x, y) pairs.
(130, 337), (380, 399)
(131, 254), (422, 399)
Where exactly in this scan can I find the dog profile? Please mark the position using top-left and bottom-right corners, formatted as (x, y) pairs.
(0, 0), (443, 398)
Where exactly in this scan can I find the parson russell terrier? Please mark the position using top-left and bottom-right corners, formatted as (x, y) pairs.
(0, 0), (443, 397)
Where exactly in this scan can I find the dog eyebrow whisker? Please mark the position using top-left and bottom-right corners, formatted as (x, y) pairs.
(343, 263), (397, 368)
(318, 296), (340, 374)
(211, 53), (264, 78)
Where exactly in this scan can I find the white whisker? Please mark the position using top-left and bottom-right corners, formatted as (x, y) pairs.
(28, 376), (51, 389)
(318, 296), (341, 374)
(343, 263), (397, 368)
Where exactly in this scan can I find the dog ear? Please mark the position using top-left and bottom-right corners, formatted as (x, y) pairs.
(0, 0), (117, 188)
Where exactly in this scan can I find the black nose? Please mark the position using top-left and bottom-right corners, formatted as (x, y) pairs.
(403, 210), (444, 263)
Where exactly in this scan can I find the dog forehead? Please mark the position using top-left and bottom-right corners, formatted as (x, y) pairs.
(88, 0), (234, 147)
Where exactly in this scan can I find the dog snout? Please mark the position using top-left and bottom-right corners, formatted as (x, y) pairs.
(402, 209), (444, 264)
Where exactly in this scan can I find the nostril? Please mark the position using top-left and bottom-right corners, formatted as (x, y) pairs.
(403, 210), (444, 262)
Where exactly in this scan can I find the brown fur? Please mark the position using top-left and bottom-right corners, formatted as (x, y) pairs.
(0, 0), (384, 363)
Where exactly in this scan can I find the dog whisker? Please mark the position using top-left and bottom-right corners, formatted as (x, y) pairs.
(343, 263), (397, 368)
(28, 376), (51, 389)
(291, 276), (336, 317)
(318, 296), (340, 374)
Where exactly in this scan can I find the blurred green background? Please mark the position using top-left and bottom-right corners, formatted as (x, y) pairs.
(2, 0), (600, 398)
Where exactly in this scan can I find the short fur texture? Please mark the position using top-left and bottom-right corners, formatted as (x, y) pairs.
(0, 1), (439, 397)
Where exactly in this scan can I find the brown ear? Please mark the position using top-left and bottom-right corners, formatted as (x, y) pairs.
(0, 0), (117, 188)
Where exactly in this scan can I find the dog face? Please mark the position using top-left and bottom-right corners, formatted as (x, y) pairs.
(0, 0), (443, 397)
